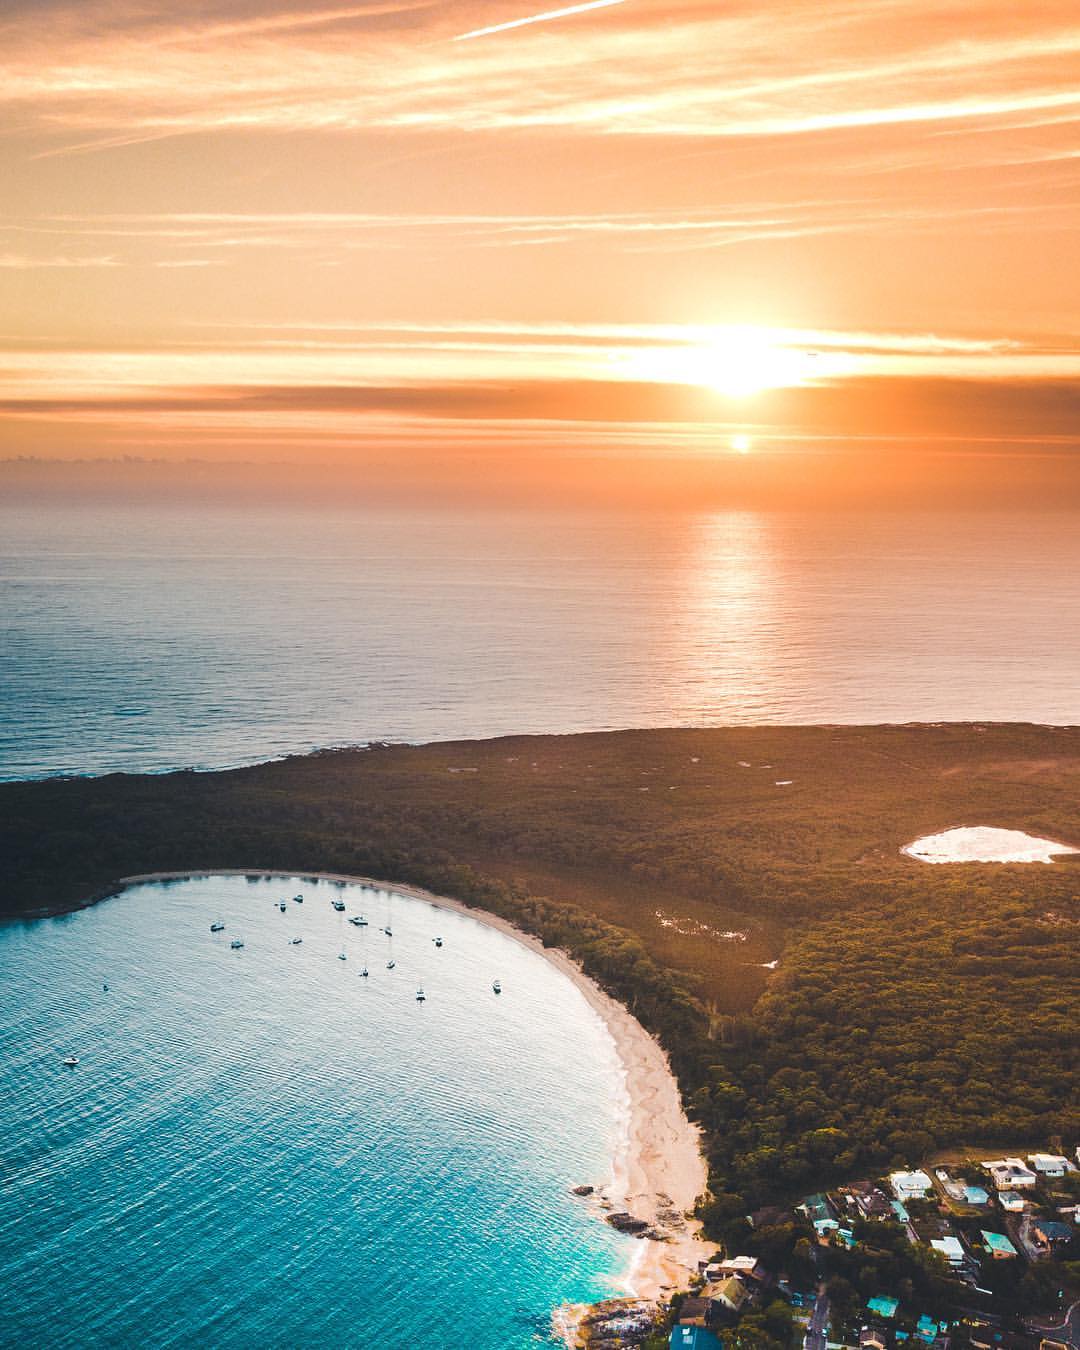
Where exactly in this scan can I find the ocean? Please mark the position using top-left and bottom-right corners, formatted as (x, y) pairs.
(3, 500), (1080, 781)
(0, 874), (633, 1349)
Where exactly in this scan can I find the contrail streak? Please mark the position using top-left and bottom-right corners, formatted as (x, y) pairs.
(452, 0), (627, 41)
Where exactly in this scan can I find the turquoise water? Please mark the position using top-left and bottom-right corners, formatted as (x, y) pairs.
(4, 502), (1080, 780)
(0, 875), (633, 1349)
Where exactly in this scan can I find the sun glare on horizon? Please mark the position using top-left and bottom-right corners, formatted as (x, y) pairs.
(619, 327), (853, 399)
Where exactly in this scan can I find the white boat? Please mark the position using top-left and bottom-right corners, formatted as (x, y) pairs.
(492, 979), (501, 994)
(338, 950), (347, 961)
(434, 937), (443, 947)
(416, 987), (426, 1002)
(210, 921), (225, 932)
(382, 925), (393, 937)
(349, 915), (368, 927)
(332, 900), (346, 912)
(360, 966), (369, 978)
(293, 894), (304, 904)
(290, 937), (303, 945)
(230, 937), (244, 950)
(278, 902), (286, 912)
(62, 1055), (79, 1067)
(386, 959), (396, 970)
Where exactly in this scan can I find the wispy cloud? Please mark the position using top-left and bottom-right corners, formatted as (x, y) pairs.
(4, 0), (1079, 152)
(452, 0), (628, 43)
(0, 252), (120, 268)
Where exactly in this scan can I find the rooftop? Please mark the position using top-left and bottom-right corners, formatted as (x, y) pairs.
(671, 1328), (724, 1350)
(982, 1230), (1018, 1256)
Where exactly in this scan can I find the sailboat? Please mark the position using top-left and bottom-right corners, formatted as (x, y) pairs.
(359, 966), (369, 978)
(492, 979), (501, 994)
(416, 986), (426, 1002)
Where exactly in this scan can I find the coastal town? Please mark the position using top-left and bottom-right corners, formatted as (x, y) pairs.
(574, 1146), (1080, 1350)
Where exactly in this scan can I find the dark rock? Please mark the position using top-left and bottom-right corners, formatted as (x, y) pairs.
(606, 1211), (650, 1234)
(572, 1184), (595, 1196)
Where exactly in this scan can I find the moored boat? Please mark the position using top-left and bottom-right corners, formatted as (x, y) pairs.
(492, 979), (501, 994)
(230, 937), (245, 950)
(62, 1055), (79, 1067)
(416, 986), (426, 1002)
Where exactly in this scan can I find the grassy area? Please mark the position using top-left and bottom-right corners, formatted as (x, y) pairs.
(3, 724), (1079, 1211)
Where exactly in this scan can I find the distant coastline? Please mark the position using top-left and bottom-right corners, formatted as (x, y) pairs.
(110, 869), (712, 1312)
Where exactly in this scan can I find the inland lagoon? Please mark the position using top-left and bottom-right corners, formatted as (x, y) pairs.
(903, 825), (1079, 864)
(0, 874), (702, 1349)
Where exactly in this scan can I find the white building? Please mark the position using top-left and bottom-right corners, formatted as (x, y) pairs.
(931, 1235), (966, 1266)
(1028, 1154), (1070, 1177)
(890, 1170), (933, 1201)
(982, 1158), (1037, 1190)
(998, 1191), (1026, 1213)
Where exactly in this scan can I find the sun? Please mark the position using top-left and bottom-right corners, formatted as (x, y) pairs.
(616, 326), (818, 399)
(730, 434), (752, 454)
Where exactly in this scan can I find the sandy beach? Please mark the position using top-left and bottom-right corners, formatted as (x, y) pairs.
(114, 868), (713, 1306)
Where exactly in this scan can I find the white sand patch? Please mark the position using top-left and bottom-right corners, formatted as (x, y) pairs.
(903, 826), (1078, 864)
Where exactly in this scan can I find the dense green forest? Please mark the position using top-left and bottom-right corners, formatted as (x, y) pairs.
(2, 724), (1078, 1218)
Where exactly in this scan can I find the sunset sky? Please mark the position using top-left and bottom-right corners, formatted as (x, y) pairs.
(3, 0), (1079, 504)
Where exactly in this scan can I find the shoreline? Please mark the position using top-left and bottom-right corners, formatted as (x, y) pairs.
(109, 869), (713, 1316)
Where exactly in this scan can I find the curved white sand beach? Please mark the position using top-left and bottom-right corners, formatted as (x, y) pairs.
(115, 869), (712, 1306)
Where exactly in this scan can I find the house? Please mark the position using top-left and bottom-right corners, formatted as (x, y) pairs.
(963, 1186), (990, 1206)
(998, 1192), (1025, 1213)
(671, 1327), (724, 1350)
(908, 1216), (960, 1248)
(930, 1235), (966, 1266)
(1028, 1154), (1070, 1178)
(749, 1204), (790, 1229)
(916, 1316), (940, 1342)
(861, 1328), (889, 1350)
(855, 1188), (895, 1221)
(983, 1159), (1037, 1190)
(707, 1276), (753, 1313)
(707, 1256), (762, 1280)
(1032, 1218), (1074, 1247)
(677, 1297), (714, 1328)
(890, 1171), (933, 1201)
(867, 1297), (900, 1320)
(799, 1193), (835, 1225)
(981, 1230), (1018, 1259)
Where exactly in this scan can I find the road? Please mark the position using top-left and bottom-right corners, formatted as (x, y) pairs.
(804, 1290), (830, 1350)
(1026, 1298), (1080, 1350)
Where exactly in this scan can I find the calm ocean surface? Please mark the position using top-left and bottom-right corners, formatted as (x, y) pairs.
(3, 501), (1080, 780)
(0, 874), (633, 1348)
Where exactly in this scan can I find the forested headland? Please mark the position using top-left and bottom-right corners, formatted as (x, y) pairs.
(3, 723), (1078, 1222)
